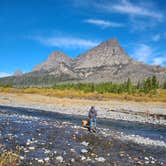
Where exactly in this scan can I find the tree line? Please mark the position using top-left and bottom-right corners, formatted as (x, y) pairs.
(53, 76), (166, 94)
(0, 75), (166, 94)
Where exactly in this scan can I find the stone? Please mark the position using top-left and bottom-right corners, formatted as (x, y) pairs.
(44, 157), (49, 162)
(145, 161), (149, 164)
(81, 149), (88, 153)
(20, 156), (24, 160)
(71, 158), (75, 162)
(81, 141), (89, 146)
(95, 157), (106, 162)
(81, 156), (86, 160)
(56, 156), (63, 163)
(29, 146), (35, 150)
(70, 148), (75, 153)
(38, 159), (44, 163)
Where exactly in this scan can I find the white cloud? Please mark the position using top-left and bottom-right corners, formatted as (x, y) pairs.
(132, 44), (153, 62)
(131, 44), (166, 66)
(152, 57), (166, 66)
(84, 19), (124, 28)
(152, 34), (161, 42)
(33, 36), (100, 49)
(100, 0), (163, 20)
(0, 72), (11, 78)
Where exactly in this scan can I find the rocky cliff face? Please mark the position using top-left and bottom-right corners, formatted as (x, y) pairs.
(74, 38), (132, 69)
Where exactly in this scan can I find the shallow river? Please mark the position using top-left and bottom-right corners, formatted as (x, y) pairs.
(0, 105), (166, 165)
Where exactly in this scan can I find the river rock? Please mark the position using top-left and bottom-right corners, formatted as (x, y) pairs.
(81, 141), (89, 146)
(95, 157), (106, 162)
(20, 156), (24, 160)
(38, 159), (44, 163)
(56, 156), (63, 163)
(81, 156), (86, 160)
(29, 146), (35, 150)
(81, 149), (88, 153)
(71, 158), (75, 162)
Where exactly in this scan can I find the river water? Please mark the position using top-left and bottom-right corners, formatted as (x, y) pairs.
(0, 105), (166, 165)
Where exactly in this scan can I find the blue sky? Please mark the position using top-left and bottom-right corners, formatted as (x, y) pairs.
(1, 0), (166, 77)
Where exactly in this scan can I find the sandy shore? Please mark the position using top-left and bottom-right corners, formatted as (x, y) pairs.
(0, 92), (166, 125)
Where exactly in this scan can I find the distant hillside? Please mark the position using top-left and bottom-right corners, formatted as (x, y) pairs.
(0, 38), (166, 87)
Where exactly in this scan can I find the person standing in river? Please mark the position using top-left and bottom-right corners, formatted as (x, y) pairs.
(88, 106), (97, 132)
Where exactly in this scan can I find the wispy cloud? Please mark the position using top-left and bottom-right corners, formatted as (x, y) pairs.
(84, 19), (124, 28)
(152, 34), (161, 42)
(132, 44), (153, 62)
(152, 57), (166, 66)
(0, 72), (11, 78)
(32, 36), (100, 49)
(131, 44), (166, 66)
(99, 0), (163, 20)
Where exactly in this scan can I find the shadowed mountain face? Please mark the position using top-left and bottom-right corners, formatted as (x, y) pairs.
(0, 39), (166, 87)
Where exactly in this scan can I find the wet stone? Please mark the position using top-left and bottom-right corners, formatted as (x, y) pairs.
(95, 157), (106, 162)
(56, 156), (63, 163)
(81, 149), (88, 154)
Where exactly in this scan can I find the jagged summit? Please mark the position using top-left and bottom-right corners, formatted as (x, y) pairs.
(100, 38), (118, 46)
(33, 51), (72, 71)
(74, 38), (131, 69)
(47, 51), (70, 62)
(13, 70), (23, 77)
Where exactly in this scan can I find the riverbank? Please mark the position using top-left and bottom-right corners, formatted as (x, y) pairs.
(0, 92), (166, 126)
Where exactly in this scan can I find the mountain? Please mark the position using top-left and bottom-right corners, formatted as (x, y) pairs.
(33, 51), (73, 71)
(74, 38), (132, 69)
(0, 39), (166, 87)
(13, 69), (23, 77)
(73, 38), (166, 83)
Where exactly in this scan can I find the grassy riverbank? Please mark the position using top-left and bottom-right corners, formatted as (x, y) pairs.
(0, 87), (166, 102)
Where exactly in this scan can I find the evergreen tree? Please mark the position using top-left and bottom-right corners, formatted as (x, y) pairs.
(152, 75), (158, 89)
(163, 80), (166, 89)
(127, 78), (132, 94)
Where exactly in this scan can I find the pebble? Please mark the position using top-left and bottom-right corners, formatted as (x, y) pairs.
(81, 141), (89, 146)
(29, 146), (35, 150)
(81, 156), (86, 160)
(81, 149), (88, 153)
(44, 149), (50, 154)
(86, 157), (91, 161)
(151, 161), (155, 164)
(70, 148), (75, 153)
(95, 157), (106, 162)
(71, 158), (75, 162)
(44, 157), (49, 162)
(145, 161), (149, 164)
(56, 156), (63, 163)
(20, 156), (24, 160)
(38, 159), (44, 163)
(91, 153), (97, 157)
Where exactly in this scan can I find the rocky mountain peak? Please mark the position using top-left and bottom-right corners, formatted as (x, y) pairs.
(101, 38), (118, 46)
(33, 51), (72, 71)
(47, 51), (69, 62)
(74, 38), (131, 69)
(13, 70), (23, 77)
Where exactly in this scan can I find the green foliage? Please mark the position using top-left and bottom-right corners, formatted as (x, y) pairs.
(52, 76), (160, 94)
(163, 80), (166, 89)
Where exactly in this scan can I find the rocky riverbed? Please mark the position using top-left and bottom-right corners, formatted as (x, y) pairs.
(0, 105), (166, 165)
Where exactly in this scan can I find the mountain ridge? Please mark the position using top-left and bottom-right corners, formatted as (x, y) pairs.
(0, 38), (166, 87)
